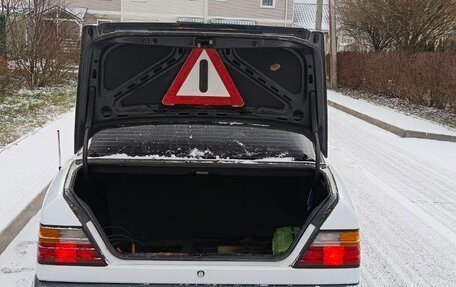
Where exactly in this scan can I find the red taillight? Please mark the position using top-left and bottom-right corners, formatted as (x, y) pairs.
(38, 225), (106, 266)
(294, 230), (360, 268)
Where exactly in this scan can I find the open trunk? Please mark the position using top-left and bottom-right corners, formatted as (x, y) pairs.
(70, 23), (330, 261)
(72, 166), (329, 260)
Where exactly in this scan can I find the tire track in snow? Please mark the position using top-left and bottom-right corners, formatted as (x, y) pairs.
(330, 109), (456, 235)
(333, 117), (456, 241)
(328, 107), (456, 286)
(0, 215), (38, 287)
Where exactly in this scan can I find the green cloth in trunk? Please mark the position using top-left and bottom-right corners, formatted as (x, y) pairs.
(273, 226), (301, 255)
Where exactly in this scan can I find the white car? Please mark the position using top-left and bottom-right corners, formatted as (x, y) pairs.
(35, 23), (360, 286)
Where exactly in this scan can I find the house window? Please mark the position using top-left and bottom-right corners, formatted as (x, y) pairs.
(260, 0), (275, 8)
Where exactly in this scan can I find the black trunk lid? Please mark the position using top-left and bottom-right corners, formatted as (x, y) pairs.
(75, 23), (328, 156)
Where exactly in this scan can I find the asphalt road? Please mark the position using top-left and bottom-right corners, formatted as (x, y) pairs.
(1, 107), (456, 286)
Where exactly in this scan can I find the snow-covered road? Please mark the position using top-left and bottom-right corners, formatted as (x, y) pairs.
(327, 108), (456, 286)
(1, 106), (456, 286)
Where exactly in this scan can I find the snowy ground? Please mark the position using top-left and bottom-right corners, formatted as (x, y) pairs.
(327, 108), (456, 286)
(1, 95), (456, 286)
(0, 112), (74, 234)
(328, 91), (456, 136)
(334, 89), (456, 130)
(0, 215), (38, 287)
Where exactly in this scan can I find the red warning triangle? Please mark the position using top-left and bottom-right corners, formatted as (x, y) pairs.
(162, 48), (244, 107)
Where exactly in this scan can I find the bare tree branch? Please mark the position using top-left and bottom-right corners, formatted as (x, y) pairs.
(337, 0), (456, 52)
(4, 0), (79, 88)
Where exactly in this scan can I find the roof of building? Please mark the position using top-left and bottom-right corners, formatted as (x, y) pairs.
(293, 3), (329, 32)
(66, 7), (88, 20)
(21, 5), (87, 21)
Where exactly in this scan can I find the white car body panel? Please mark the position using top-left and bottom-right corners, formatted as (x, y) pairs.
(37, 264), (358, 285)
(36, 161), (360, 285)
(321, 166), (359, 230)
(40, 162), (81, 227)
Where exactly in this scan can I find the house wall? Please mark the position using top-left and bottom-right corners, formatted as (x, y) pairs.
(208, 0), (294, 26)
(67, 0), (121, 24)
(67, 0), (295, 26)
(67, 0), (121, 12)
(123, 0), (205, 22)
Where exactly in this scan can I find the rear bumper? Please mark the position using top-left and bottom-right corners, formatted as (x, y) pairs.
(35, 277), (358, 287)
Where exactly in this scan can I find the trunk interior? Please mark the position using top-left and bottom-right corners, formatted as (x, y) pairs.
(73, 165), (329, 259)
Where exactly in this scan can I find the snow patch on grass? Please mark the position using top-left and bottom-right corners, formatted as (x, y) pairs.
(0, 81), (76, 149)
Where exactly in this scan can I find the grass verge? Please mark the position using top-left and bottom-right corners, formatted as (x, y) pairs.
(0, 81), (76, 149)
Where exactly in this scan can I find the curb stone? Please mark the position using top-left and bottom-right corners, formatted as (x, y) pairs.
(328, 100), (456, 143)
(0, 184), (49, 255)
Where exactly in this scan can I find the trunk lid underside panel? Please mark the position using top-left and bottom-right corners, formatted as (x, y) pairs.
(75, 23), (328, 156)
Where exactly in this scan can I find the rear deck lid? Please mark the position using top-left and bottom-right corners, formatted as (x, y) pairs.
(75, 23), (328, 156)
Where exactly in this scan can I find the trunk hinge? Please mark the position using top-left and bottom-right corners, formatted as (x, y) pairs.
(82, 87), (96, 180)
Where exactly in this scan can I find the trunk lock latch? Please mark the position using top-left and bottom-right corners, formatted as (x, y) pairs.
(197, 270), (205, 278)
(195, 38), (215, 48)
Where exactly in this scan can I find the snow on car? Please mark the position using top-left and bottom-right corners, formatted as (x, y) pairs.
(35, 23), (360, 286)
